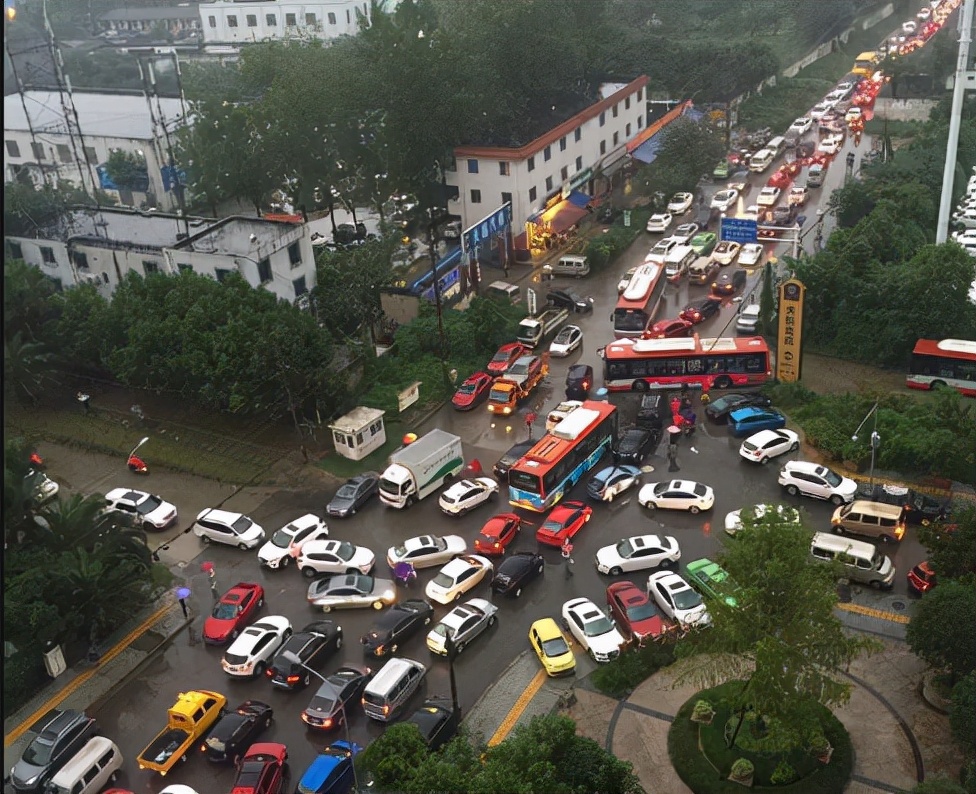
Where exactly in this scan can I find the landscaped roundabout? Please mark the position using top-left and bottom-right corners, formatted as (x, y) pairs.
(668, 681), (854, 792)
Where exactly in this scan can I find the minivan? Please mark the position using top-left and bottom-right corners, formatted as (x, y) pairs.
(664, 244), (697, 281)
(45, 737), (123, 794)
(809, 532), (895, 589)
(543, 254), (590, 279)
(807, 164), (826, 188)
(361, 657), (427, 722)
(486, 281), (521, 304)
(765, 136), (787, 156)
(748, 149), (776, 173)
(831, 500), (906, 543)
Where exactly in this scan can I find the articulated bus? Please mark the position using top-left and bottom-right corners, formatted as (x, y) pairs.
(906, 339), (976, 397)
(508, 401), (617, 512)
(612, 262), (667, 338)
(851, 51), (880, 77)
(602, 336), (772, 392)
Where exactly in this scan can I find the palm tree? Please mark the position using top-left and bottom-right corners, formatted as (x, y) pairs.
(3, 331), (61, 404)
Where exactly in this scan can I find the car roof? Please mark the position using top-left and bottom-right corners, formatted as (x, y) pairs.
(729, 406), (767, 419)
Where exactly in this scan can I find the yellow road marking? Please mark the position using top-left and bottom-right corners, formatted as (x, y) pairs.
(4, 599), (174, 748)
(836, 602), (910, 624)
(487, 668), (548, 747)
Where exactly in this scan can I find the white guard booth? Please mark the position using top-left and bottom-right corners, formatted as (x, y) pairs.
(328, 407), (387, 461)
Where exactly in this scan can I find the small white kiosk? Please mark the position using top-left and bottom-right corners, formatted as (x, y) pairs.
(329, 407), (387, 462)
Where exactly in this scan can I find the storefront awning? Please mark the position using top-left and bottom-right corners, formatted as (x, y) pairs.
(547, 202), (589, 233)
(565, 189), (591, 208)
(631, 134), (665, 165)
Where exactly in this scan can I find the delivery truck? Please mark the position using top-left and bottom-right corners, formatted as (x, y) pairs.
(379, 429), (464, 509)
(516, 308), (569, 348)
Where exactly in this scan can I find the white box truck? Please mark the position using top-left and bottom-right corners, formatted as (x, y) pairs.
(516, 308), (569, 348)
(378, 429), (464, 508)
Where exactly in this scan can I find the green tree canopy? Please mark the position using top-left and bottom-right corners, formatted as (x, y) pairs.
(918, 504), (976, 583)
(907, 579), (976, 685)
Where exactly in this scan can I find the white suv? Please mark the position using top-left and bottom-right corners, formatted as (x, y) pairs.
(193, 508), (266, 549)
(104, 488), (178, 531)
(778, 461), (857, 505)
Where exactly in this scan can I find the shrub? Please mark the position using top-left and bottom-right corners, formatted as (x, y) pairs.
(590, 641), (675, 698)
(771, 760), (797, 785)
(692, 699), (715, 723)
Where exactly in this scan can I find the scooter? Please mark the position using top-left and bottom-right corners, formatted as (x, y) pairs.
(127, 454), (149, 474)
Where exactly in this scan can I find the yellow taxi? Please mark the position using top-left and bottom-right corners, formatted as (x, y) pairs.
(528, 618), (576, 677)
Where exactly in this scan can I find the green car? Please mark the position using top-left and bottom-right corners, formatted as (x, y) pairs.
(713, 160), (730, 180)
(686, 558), (739, 608)
(690, 232), (718, 256)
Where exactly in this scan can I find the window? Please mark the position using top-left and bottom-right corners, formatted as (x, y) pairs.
(467, 158), (479, 174)
(288, 242), (302, 267)
(599, 112), (606, 127)
(545, 176), (553, 191)
(544, 145), (551, 162)
(208, 15), (216, 27)
(74, 252), (89, 270)
(215, 268), (232, 283)
(499, 162), (510, 176)
(31, 142), (44, 160)
(626, 123), (631, 137)
(227, 15), (238, 27)
(258, 258), (272, 284)
(56, 144), (72, 163)
(246, 14), (257, 27)
(575, 127), (582, 142)
(328, 12), (337, 24)
(5, 140), (20, 157)
(637, 115), (643, 129)
(306, 13), (316, 24)
(40, 246), (56, 264)
(142, 260), (159, 275)
(600, 141), (606, 155)
(8, 241), (23, 259)
(266, 14), (277, 26)
(560, 166), (568, 181)
(470, 189), (482, 204)
(293, 276), (308, 296)
(527, 156), (535, 172)
(637, 89), (642, 101)
(285, 13), (296, 25)
(559, 136), (567, 152)
(178, 263), (193, 274)
(576, 156), (583, 172)
(84, 146), (97, 164)
(501, 191), (512, 205)
(613, 131), (619, 146)
(529, 186), (537, 202)
(347, 9), (351, 24)
(625, 97), (631, 110)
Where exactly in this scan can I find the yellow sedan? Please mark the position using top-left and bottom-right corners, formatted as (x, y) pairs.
(529, 618), (576, 677)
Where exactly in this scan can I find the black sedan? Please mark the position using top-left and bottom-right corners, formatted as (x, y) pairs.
(360, 599), (434, 658)
(679, 298), (722, 325)
(267, 621), (343, 690)
(404, 699), (460, 751)
(491, 551), (545, 598)
(611, 427), (659, 466)
(301, 666), (374, 731)
(547, 289), (594, 314)
(704, 393), (773, 422)
(493, 440), (534, 481)
(202, 700), (273, 764)
(326, 472), (380, 518)
(710, 269), (747, 297)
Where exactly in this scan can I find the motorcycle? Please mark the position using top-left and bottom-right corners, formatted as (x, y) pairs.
(127, 454), (149, 474)
(676, 408), (697, 436)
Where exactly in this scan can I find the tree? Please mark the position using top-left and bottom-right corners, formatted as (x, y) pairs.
(673, 510), (880, 749)
(359, 723), (430, 791)
(104, 150), (149, 192)
(3, 331), (60, 404)
(647, 118), (725, 199)
(949, 672), (976, 755)
(907, 580), (976, 685)
(918, 504), (976, 582)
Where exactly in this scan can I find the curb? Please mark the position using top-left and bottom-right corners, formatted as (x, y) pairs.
(463, 649), (532, 732)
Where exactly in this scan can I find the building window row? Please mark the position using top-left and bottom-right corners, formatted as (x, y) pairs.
(217, 11), (340, 29)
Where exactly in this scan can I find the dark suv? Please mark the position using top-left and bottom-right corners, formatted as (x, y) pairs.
(493, 440), (534, 482)
(10, 709), (98, 792)
(636, 394), (667, 431)
(566, 364), (594, 400)
(612, 427), (659, 466)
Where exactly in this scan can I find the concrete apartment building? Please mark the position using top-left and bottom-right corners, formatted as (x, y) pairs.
(198, 0), (386, 45)
(445, 76), (650, 235)
(5, 207), (317, 304)
(96, 6), (202, 38)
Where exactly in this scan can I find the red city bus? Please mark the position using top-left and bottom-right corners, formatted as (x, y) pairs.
(612, 263), (667, 338)
(906, 339), (976, 397)
(602, 336), (772, 392)
(507, 401), (617, 512)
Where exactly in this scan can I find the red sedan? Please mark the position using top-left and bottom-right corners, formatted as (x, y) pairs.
(535, 501), (592, 547)
(451, 371), (494, 411)
(231, 742), (288, 794)
(203, 582), (265, 645)
(907, 560), (937, 595)
(645, 318), (694, 340)
(606, 581), (674, 646)
(487, 342), (528, 375)
(474, 513), (522, 556)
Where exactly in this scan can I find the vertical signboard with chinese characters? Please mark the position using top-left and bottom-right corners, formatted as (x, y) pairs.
(776, 279), (805, 382)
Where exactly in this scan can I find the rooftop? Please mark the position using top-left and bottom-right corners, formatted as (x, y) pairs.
(4, 90), (187, 140)
(177, 215), (301, 256)
(98, 7), (200, 22)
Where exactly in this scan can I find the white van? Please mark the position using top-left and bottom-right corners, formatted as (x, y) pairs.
(362, 657), (427, 722)
(809, 532), (895, 589)
(543, 254), (590, 279)
(664, 244), (697, 281)
(46, 736), (123, 794)
(486, 281), (521, 304)
(748, 149), (776, 173)
(765, 136), (787, 156)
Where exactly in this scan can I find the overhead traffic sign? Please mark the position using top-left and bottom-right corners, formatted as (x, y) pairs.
(720, 217), (758, 244)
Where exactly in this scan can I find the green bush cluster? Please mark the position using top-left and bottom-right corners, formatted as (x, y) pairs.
(585, 209), (653, 272)
(590, 640), (676, 698)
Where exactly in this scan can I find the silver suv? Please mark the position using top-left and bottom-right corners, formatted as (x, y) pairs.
(778, 461), (857, 505)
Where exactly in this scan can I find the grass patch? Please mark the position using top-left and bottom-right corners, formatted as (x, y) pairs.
(585, 207), (654, 273)
(737, 77), (836, 134)
(590, 640), (676, 698)
(668, 681), (854, 793)
(314, 429), (408, 480)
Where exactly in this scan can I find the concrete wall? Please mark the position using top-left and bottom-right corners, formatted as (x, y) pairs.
(873, 97), (940, 121)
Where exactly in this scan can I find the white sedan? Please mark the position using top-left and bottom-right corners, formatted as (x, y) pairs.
(724, 503), (802, 537)
(638, 480), (715, 514)
(672, 223), (699, 245)
(438, 477), (498, 516)
(809, 102), (832, 121)
(710, 189), (739, 212)
(561, 597), (626, 663)
(297, 539), (376, 578)
(788, 117), (813, 135)
(845, 107), (863, 123)
(221, 616), (292, 678)
(426, 598), (498, 655)
(550, 325), (583, 357)
(386, 534), (467, 569)
(710, 240), (741, 266)
(103, 488), (177, 531)
(647, 572), (710, 629)
(740, 205), (760, 222)
(192, 508), (266, 549)
(258, 513), (329, 569)
(902, 20), (917, 33)
(667, 192), (694, 214)
(756, 186), (781, 207)
(595, 534), (681, 575)
(646, 212), (673, 233)
(739, 428), (800, 464)
(820, 134), (844, 155)
(738, 243), (764, 267)
(425, 554), (493, 605)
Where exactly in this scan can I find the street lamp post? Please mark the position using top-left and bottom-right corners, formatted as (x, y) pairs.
(851, 401), (881, 485)
(443, 634), (461, 717)
(280, 651), (359, 792)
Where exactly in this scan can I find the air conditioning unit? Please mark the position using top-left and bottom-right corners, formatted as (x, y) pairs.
(77, 273), (101, 286)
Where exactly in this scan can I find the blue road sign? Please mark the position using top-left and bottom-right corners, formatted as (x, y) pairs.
(721, 217), (758, 244)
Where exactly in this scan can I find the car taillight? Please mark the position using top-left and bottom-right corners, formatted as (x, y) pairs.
(287, 674), (300, 684)
(265, 667), (275, 677)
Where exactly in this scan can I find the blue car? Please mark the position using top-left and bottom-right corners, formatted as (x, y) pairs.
(297, 740), (359, 794)
(586, 465), (642, 502)
(728, 407), (787, 438)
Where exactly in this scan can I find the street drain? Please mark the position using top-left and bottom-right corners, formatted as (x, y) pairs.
(890, 600), (907, 612)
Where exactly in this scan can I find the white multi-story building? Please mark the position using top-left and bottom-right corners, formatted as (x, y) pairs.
(445, 76), (650, 235)
(198, 0), (393, 45)
(4, 207), (317, 304)
(3, 90), (189, 212)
